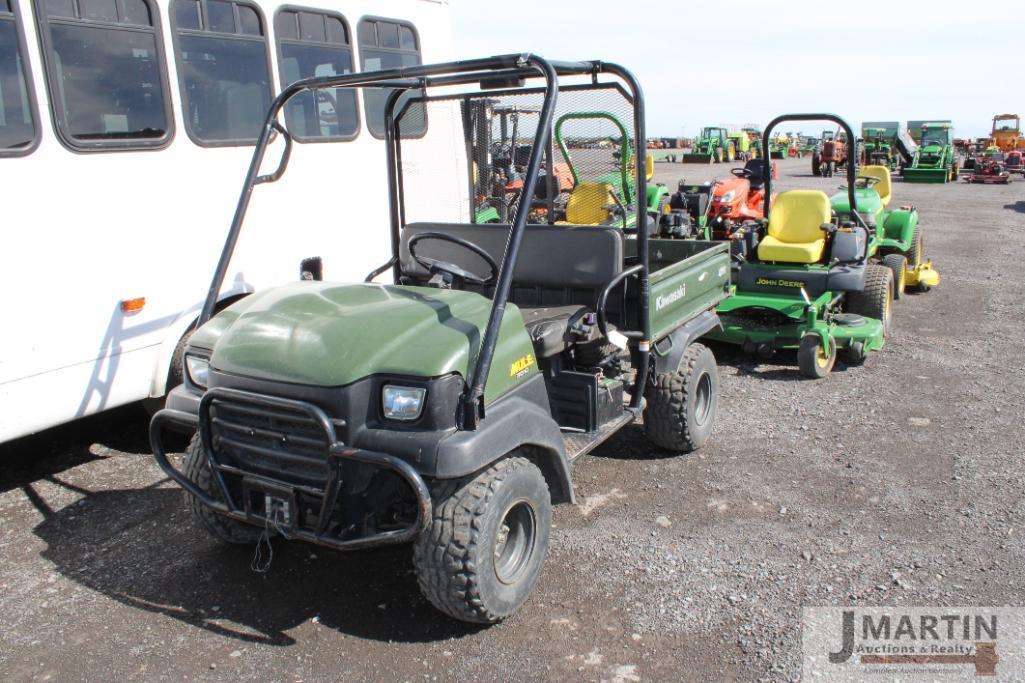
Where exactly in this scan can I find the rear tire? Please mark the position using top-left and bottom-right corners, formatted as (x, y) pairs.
(847, 265), (894, 335)
(413, 456), (551, 624)
(643, 342), (719, 453)
(797, 333), (836, 379)
(182, 435), (264, 545)
(881, 253), (908, 300)
(812, 153), (821, 176)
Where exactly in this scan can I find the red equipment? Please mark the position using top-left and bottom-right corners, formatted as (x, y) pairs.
(708, 159), (777, 238)
(964, 158), (1011, 184)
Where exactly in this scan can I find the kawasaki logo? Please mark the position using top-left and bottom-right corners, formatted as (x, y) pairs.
(656, 285), (686, 311)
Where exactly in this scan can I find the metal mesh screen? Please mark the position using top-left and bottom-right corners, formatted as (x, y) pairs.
(394, 83), (637, 227)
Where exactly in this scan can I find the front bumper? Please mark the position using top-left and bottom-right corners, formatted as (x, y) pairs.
(149, 386), (432, 551)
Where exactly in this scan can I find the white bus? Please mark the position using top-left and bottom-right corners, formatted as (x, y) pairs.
(0, 0), (460, 442)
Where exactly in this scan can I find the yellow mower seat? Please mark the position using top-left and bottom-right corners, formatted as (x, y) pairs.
(558, 182), (614, 225)
(861, 165), (892, 206)
(757, 190), (830, 264)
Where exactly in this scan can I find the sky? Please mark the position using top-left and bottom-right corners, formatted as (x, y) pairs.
(449, 0), (1021, 139)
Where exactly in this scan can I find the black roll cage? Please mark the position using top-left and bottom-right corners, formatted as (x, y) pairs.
(761, 113), (863, 228)
(196, 54), (652, 431)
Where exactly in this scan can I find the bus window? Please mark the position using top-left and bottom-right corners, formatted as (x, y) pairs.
(356, 17), (424, 139)
(274, 8), (358, 142)
(0, 0), (38, 156)
(170, 0), (272, 145)
(33, 0), (173, 151)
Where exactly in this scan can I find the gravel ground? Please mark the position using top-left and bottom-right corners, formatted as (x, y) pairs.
(2, 157), (1024, 682)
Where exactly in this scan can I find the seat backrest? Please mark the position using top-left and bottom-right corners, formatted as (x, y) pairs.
(564, 182), (614, 225)
(860, 165), (892, 206)
(744, 158), (766, 189)
(766, 190), (831, 244)
(400, 223), (623, 296)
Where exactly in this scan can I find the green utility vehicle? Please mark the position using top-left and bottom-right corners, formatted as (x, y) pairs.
(149, 56), (731, 624)
(903, 121), (959, 183)
(707, 114), (894, 379)
(684, 126), (734, 163)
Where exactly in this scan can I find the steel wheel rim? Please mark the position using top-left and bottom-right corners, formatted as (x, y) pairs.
(494, 500), (536, 585)
(694, 372), (713, 426)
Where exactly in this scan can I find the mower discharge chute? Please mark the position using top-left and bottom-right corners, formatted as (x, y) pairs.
(707, 113), (895, 379)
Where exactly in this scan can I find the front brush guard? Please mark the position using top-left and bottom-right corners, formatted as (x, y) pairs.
(149, 387), (432, 551)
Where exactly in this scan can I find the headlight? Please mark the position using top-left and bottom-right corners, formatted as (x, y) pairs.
(185, 354), (210, 388)
(717, 191), (735, 203)
(382, 385), (426, 421)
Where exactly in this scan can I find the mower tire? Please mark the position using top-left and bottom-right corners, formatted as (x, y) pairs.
(797, 333), (836, 379)
(643, 342), (718, 453)
(847, 265), (893, 335)
(882, 253), (908, 299)
(413, 455), (551, 624)
(182, 435), (265, 545)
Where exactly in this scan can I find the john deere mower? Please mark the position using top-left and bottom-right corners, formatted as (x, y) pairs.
(553, 111), (671, 232)
(902, 122), (959, 183)
(706, 114), (895, 379)
(684, 126), (735, 163)
(828, 165), (940, 295)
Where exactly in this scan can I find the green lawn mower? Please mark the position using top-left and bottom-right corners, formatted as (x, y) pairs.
(706, 113), (895, 379)
(553, 111), (670, 233)
(828, 165), (940, 295)
(902, 122), (959, 183)
(684, 126), (735, 163)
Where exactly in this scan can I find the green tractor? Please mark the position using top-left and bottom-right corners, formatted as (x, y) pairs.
(727, 130), (754, 161)
(861, 126), (898, 170)
(707, 114), (895, 378)
(902, 122), (959, 183)
(148, 56), (732, 624)
(553, 111), (671, 233)
(683, 126), (735, 163)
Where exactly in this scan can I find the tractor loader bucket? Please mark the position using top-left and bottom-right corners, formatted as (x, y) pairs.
(901, 167), (950, 183)
(683, 151), (714, 163)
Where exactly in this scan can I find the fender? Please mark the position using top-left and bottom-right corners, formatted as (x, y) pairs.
(654, 309), (721, 375)
(882, 207), (919, 247)
(431, 375), (574, 504)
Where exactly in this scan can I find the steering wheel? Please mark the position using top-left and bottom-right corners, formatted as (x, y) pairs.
(731, 167), (754, 179)
(407, 232), (499, 287)
(854, 175), (880, 189)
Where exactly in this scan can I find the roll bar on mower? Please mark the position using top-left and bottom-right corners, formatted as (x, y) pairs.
(761, 113), (865, 228)
(195, 54), (652, 431)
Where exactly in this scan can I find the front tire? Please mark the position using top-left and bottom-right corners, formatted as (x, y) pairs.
(881, 253), (908, 299)
(797, 333), (836, 379)
(847, 264), (894, 335)
(413, 456), (551, 624)
(182, 435), (264, 545)
(643, 342), (719, 452)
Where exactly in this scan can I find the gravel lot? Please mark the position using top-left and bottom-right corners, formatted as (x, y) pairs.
(2, 157), (1024, 682)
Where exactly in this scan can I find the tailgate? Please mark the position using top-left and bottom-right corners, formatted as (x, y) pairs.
(647, 240), (731, 341)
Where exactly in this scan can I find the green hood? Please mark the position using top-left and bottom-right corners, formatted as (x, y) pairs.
(830, 187), (883, 220)
(191, 282), (538, 401)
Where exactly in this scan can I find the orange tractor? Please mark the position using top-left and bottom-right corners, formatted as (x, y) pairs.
(990, 114), (1025, 152)
(707, 159), (777, 238)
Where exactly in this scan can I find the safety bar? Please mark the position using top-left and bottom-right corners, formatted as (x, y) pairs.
(148, 389), (432, 551)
